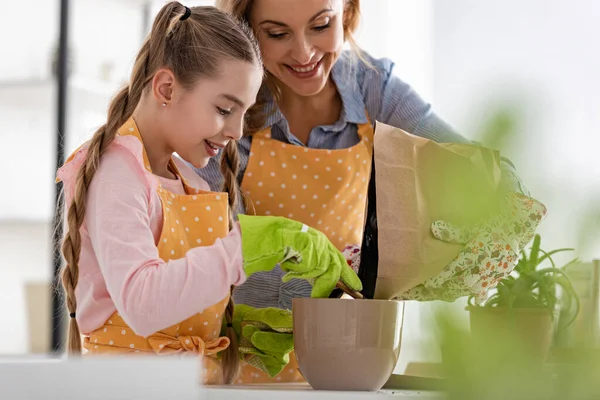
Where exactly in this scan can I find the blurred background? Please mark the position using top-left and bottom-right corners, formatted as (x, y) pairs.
(0, 0), (598, 374)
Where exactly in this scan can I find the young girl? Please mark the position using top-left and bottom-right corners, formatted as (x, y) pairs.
(56, 2), (360, 385)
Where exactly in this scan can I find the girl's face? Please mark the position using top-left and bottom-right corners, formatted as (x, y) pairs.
(157, 59), (263, 169)
(250, 0), (346, 97)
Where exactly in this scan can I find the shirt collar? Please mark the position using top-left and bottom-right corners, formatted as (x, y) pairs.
(330, 54), (369, 126)
(261, 54), (369, 132)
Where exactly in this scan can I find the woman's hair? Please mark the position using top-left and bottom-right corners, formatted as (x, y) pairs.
(216, 0), (368, 134)
(59, 1), (260, 384)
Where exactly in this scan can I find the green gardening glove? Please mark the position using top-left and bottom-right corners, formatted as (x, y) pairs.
(232, 304), (294, 377)
(237, 214), (362, 298)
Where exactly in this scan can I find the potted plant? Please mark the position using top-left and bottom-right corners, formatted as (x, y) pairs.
(466, 233), (580, 362)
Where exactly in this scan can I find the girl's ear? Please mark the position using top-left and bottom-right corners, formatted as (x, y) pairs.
(152, 68), (176, 105)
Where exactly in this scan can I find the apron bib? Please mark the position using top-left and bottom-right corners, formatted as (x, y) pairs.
(236, 119), (374, 384)
(83, 118), (231, 385)
(241, 120), (373, 251)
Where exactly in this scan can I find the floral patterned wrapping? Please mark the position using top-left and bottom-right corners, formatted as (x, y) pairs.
(344, 192), (547, 303)
(342, 245), (362, 274)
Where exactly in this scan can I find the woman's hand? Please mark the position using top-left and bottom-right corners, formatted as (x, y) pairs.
(404, 192), (548, 303)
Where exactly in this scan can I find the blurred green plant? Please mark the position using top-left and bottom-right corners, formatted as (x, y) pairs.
(432, 307), (600, 400)
(475, 103), (523, 157)
(422, 102), (600, 399)
(473, 101), (600, 263)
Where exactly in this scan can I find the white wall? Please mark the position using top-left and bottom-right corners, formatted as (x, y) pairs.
(432, 0), (600, 261)
(0, 0), (145, 222)
(0, 1), (56, 80)
(0, 222), (52, 355)
(354, 0), (434, 99)
(0, 0), (147, 354)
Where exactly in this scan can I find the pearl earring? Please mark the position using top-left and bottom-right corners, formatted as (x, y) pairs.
(162, 102), (167, 107)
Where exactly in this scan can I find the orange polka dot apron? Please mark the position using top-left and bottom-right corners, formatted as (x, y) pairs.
(237, 119), (374, 383)
(241, 120), (373, 251)
(83, 118), (231, 385)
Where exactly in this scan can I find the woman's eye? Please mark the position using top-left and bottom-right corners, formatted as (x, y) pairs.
(217, 107), (231, 116)
(267, 31), (287, 39)
(313, 17), (332, 32)
(313, 23), (331, 32)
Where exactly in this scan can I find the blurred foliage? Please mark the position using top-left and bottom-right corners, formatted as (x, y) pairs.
(418, 103), (600, 399)
(426, 306), (600, 400)
(473, 101), (599, 260)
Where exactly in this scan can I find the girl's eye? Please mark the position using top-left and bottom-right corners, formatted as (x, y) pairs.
(217, 107), (231, 116)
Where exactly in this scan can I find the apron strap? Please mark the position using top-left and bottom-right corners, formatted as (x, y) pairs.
(357, 111), (374, 142)
(167, 158), (202, 195)
(252, 127), (272, 139)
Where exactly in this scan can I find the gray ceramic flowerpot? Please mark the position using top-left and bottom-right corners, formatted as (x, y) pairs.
(293, 298), (404, 391)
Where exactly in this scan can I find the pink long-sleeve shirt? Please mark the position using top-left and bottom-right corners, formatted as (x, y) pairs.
(57, 135), (246, 338)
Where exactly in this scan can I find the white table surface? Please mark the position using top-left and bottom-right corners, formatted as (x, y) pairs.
(206, 384), (441, 399)
(0, 356), (201, 400)
(0, 356), (442, 400)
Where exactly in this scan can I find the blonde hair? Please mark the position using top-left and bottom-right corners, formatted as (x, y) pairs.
(216, 0), (363, 45)
(59, 1), (260, 384)
(216, 0), (370, 133)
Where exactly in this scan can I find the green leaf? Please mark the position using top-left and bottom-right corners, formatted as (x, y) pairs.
(555, 275), (581, 330)
(528, 234), (542, 271)
(561, 257), (580, 271)
(536, 248), (557, 269)
(486, 294), (502, 307)
(536, 248), (575, 269)
(515, 249), (528, 274)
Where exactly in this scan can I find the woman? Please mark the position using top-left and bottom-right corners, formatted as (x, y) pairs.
(193, 0), (533, 311)
(189, 0), (544, 384)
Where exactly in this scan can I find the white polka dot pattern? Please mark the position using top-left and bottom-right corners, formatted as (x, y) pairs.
(240, 122), (372, 250)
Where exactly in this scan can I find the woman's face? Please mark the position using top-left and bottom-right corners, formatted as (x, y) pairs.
(250, 0), (346, 97)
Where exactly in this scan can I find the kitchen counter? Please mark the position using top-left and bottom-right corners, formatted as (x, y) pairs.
(0, 356), (442, 400)
(206, 384), (441, 399)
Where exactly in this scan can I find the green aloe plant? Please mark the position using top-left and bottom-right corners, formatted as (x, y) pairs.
(468, 234), (580, 329)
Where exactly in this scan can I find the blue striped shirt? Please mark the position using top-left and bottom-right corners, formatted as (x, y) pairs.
(192, 50), (524, 309)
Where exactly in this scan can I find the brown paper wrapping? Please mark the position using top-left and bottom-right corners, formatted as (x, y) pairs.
(373, 122), (502, 300)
